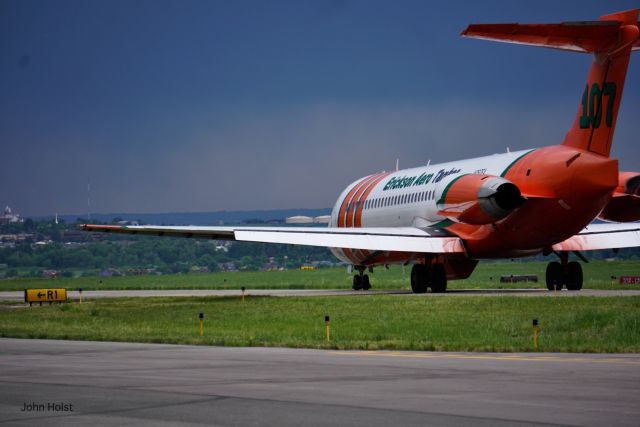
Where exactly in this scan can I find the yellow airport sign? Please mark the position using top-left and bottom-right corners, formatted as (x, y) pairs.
(24, 288), (67, 304)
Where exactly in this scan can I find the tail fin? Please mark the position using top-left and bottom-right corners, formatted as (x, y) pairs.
(461, 9), (639, 157)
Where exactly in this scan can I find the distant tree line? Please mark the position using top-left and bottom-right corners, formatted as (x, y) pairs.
(0, 219), (335, 277)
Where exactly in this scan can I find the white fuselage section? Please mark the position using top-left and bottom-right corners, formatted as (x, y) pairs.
(330, 149), (532, 229)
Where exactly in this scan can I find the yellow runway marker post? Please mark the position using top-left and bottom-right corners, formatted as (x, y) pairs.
(324, 315), (330, 342)
(199, 313), (204, 337)
(532, 319), (539, 351)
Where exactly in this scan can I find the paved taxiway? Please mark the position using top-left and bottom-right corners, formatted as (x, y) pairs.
(0, 339), (638, 426)
(1, 288), (639, 302)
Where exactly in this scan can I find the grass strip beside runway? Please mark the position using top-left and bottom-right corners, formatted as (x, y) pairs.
(1, 260), (639, 291)
(1, 295), (639, 353)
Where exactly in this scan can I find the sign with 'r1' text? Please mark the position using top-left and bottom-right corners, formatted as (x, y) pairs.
(24, 288), (67, 303)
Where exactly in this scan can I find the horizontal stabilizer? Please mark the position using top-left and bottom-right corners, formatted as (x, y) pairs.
(463, 9), (638, 158)
(462, 17), (639, 55)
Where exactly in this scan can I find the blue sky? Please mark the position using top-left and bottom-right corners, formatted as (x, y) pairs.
(1, 0), (639, 216)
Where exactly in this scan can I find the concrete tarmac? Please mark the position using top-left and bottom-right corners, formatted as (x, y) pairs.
(1, 288), (640, 302)
(0, 338), (638, 426)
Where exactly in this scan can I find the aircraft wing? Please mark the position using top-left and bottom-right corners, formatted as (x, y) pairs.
(552, 222), (640, 251)
(80, 224), (466, 254)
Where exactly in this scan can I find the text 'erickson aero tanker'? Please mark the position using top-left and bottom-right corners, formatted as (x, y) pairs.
(82, 9), (640, 293)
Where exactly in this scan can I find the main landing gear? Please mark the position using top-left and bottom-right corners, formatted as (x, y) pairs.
(545, 253), (583, 291)
(410, 263), (447, 293)
(352, 267), (371, 291)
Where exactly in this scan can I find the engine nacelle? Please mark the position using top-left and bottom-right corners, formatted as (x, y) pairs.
(436, 174), (523, 225)
(598, 172), (640, 222)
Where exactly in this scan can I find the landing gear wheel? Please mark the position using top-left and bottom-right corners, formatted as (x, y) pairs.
(430, 264), (447, 293)
(362, 274), (371, 291)
(410, 264), (428, 294)
(565, 261), (583, 291)
(352, 275), (362, 290)
(546, 261), (563, 291)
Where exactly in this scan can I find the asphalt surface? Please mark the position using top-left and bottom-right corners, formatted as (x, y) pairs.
(0, 339), (638, 426)
(1, 288), (640, 302)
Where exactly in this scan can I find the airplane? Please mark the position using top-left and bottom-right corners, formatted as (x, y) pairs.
(81, 9), (640, 293)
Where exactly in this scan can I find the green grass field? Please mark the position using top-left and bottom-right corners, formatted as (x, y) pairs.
(1, 260), (639, 291)
(2, 260), (638, 353)
(1, 295), (639, 353)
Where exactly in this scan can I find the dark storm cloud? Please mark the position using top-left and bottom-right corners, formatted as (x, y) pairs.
(0, 0), (638, 216)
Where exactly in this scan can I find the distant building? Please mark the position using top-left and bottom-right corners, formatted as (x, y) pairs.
(314, 215), (331, 224)
(0, 206), (22, 225)
(42, 270), (60, 278)
(285, 215), (330, 224)
(285, 215), (313, 224)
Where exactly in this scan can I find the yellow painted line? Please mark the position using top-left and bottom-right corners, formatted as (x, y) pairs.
(332, 351), (640, 365)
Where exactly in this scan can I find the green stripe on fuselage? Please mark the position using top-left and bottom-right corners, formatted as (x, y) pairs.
(436, 174), (468, 206)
